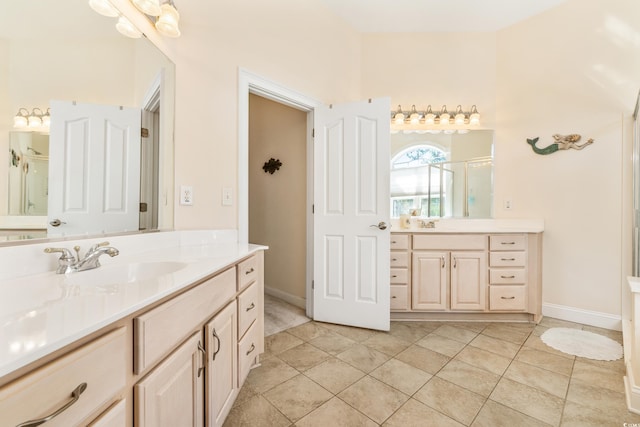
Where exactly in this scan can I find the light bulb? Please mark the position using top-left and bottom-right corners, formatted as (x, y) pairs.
(116, 16), (142, 38)
(156, 3), (181, 37)
(88, 0), (119, 17)
(132, 0), (162, 16)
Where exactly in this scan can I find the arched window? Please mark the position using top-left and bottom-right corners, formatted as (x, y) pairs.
(391, 145), (447, 169)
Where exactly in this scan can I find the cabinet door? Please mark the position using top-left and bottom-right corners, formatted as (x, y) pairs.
(451, 251), (487, 311)
(412, 251), (448, 310)
(206, 302), (238, 427)
(135, 332), (204, 427)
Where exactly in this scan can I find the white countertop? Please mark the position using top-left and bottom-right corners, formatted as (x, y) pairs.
(390, 218), (544, 233)
(0, 230), (266, 380)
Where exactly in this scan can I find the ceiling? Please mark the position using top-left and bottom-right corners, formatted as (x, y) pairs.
(318, 0), (569, 32)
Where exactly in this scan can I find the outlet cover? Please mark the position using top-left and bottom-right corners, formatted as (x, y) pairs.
(503, 199), (513, 210)
(180, 185), (193, 205)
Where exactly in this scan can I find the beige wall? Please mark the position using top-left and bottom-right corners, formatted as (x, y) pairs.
(115, 0), (640, 323)
(248, 94), (307, 300)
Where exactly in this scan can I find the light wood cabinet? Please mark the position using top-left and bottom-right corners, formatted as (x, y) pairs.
(390, 234), (411, 311)
(412, 251), (447, 310)
(206, 301), (238, 427)
(392, 232), (541, 321)
(412, 250), (486, 311)
(134, 332), (205, 427)
(0, 328), (127, 427)
(1, 250), (265, 427)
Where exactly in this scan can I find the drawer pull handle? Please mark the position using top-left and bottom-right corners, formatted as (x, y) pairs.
(453, 257), (457, 268)
(212, 329), (221, 361)
(391, 275), (397, 278)
(246, 302), (256, 312)
(197, 341), (206, 377)
(501, 242), (516, 245)
(392, 296), (397, 299)
(501, 296), (516, 300)
(246, 343), (256, 356)
(17, 382), (88, 427)
(501, 258), (516, 261)
(392, 258), (397, 261)
(391, 241), (397, 244)
(501, 275), (516, 279)
(441, 256), (445, 268)
(245, 267), (255, 275)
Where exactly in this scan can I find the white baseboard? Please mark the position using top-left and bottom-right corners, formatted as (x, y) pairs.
(542, 303), (622, 331)
(264, 285), (306, 309)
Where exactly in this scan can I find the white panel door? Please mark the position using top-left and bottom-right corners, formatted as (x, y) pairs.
(48, 101), (141, 236)
(313, 98), (391, 331)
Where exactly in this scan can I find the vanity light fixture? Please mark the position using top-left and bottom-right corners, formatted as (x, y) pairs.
(13, 108), (29, 128)
(409, 105), (421, 125)
(89, 0), (119, 17)
(439, 105), (450, 125)
(41, 108), (51, 127)
(390, 104), (481, 132)
(131, 0), (162, 16)
(116, 15), (143, 38)
(393, 105), (405, 125)
(155, 1), (181, 38)
(28, 108), (45, 128)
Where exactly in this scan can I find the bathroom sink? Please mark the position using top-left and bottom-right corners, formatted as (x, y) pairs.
(65, 261), (188, 286)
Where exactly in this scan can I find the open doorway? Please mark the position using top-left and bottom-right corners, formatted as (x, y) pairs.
(249, 94), (310, 334)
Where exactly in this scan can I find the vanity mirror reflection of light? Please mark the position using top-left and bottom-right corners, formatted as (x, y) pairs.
(0, 0), (175, 244)
(390, 129), (494, 219)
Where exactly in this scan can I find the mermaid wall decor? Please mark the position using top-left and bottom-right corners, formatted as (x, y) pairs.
(526, 134), (594, 155)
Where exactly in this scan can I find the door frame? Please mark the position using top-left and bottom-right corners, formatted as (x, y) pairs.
(238, 68), (321, 316)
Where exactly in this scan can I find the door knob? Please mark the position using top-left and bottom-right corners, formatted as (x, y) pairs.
(49, 219), (66, 227)
(369, 222), (388, 230)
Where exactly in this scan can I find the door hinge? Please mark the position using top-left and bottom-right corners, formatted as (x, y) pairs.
(312, 280), (314, 290)
(139, 202), (148, 212)
(312, 128), (315, 138)
(141, 127), (149, 138)
(312, 204), (314, 214)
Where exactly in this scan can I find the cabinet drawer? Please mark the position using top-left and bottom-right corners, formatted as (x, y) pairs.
(490, 286), (527, 311)
(390, 252), (409, 268)
(390, 285), (409, 311)
(237, 255), (258, 291)
(0, 328), (126, 427)
(390, 234), (410, 250)
(490, 234), (526, 251)
(238, 322), (260, 387)
(390, 268), (409, 284)
(489, 252), (526, 267)
(413, 234), (487, 250)
(89, 399), (127, 427)
(490, 269), (526, 284)
(238, 281), (260, 339)
(134, 267), (236, 374)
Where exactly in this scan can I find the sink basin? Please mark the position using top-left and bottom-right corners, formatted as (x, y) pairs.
(65, 261), (188, 286)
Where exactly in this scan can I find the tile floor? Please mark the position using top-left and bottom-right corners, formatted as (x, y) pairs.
(223, 317), (640, 426)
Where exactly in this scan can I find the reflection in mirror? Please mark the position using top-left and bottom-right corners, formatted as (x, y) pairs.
(390, 130), (494, 218)
(0, 0), (175, 243)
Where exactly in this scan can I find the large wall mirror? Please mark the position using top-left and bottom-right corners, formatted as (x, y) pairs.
(0, 0), (175, 243)
(391, 130), (494, 219)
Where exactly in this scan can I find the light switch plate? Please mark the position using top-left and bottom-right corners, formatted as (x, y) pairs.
(222, 187), (233, 206)
(180, 185), (193, 205)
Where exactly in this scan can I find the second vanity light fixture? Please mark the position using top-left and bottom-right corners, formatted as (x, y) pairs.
(89, 0), (181, 39)
(392, 104), (481, 134)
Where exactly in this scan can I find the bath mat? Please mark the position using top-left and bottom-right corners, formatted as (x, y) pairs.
(540, 327), (623, 361)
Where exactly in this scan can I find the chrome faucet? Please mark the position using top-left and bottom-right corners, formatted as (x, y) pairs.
(418, 219), (438, 229)
(45, 241), (119, 274)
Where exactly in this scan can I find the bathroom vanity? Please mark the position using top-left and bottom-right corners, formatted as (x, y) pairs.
(0, 230), (265, 427)
(390, 219), (544, 322)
